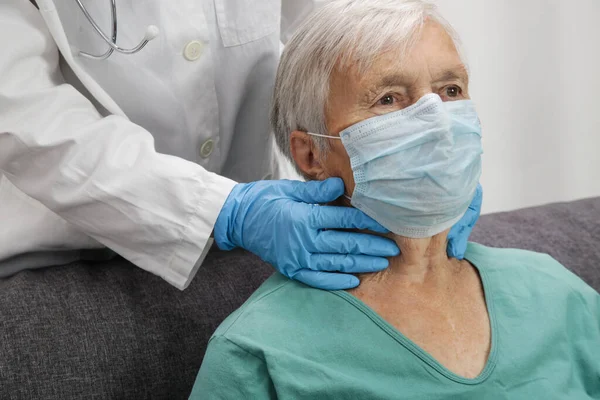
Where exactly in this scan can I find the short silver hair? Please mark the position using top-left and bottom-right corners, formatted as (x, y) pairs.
(271, 0), (459, 170)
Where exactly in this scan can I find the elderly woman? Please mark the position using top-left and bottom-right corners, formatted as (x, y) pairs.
(190, 0), (600, 398)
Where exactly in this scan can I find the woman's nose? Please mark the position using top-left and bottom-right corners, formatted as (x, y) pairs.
(409, 90), (436, 106)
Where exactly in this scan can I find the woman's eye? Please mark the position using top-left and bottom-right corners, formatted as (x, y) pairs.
(445, 85), (461, 98)
(378, 94), (395, 106)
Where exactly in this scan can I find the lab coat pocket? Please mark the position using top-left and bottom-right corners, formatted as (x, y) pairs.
(214, 0), (280, 47)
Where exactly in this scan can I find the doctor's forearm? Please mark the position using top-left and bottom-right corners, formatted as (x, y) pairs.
(0, 119), (235, 289)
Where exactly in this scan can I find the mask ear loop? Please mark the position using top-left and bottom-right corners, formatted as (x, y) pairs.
(306, 132), (342, 140)
(307, 132), (352, 201)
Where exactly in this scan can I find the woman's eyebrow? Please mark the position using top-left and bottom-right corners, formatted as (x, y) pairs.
(360, 73), (411, 102)
(361, 65), (469, 102)
(432, 66), (469, 83)
(365, 66), (468, 94)
(368, 74), (412, 92)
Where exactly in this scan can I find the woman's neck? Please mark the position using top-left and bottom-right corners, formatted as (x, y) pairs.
(352, 230), (465, 290)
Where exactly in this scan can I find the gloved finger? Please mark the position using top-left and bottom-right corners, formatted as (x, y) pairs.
(313, 230), (399, 257)
(291, 269), (360, 290)
(447, 183), (483, 259)
(447, 232), (468, 260)
(309, 206), (389, 233)
(447, 213), (472, 259)
(308, 254), (389, 273)
(285, 178), (345, 204)
(468, 183), (483, 212)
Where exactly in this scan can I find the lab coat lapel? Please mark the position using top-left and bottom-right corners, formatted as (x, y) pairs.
(36, 0), (127, 118)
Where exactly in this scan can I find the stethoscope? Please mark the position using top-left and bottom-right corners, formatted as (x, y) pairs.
(75, 0), (159, 60)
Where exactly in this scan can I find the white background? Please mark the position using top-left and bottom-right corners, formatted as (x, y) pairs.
(435, 0), (600, 214)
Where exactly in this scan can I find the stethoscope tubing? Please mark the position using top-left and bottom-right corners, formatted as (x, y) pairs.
(75, 0), (158, 60)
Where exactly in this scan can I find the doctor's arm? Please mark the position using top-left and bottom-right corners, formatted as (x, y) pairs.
(0, 0), (236, 289)
(0, 0), (398, 292)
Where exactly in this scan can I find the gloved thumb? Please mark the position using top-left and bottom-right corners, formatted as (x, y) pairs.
(293, 178), (345, 204)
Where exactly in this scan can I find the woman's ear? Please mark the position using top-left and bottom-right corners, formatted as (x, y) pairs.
(290, 131), (326, 179)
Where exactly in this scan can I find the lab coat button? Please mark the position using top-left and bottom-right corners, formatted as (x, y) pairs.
(199, 139), (214, 158)
(183, 40), (204, 61)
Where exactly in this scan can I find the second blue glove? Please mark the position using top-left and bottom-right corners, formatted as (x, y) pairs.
(447, 183), (483, 259)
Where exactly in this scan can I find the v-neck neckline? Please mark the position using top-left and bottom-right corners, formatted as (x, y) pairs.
(331, 252), (498, 385)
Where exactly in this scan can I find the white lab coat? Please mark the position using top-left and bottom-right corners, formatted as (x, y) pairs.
(0, 0), (313, 289)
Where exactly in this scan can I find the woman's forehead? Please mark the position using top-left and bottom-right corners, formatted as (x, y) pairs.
(332, 22), (466, 95)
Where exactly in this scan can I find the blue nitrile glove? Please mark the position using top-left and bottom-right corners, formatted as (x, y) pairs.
(447, 183), (483, 259)
(214, 178), (400, 290)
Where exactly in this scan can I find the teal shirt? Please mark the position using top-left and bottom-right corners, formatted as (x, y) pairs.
(191, 244), (600, 399)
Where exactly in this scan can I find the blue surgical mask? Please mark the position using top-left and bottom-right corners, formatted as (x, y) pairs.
(308, 93), (482, 238)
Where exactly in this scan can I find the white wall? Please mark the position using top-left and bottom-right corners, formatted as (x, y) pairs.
(435, 0), (600, 214)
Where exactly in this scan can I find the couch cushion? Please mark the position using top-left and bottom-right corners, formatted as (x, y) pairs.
(0, 246), (272, 400)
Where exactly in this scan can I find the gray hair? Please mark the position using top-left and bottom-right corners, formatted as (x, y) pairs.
(271, 0), (459, 170)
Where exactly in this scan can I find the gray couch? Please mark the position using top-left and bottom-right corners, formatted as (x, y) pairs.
(1, 198), (599, 399)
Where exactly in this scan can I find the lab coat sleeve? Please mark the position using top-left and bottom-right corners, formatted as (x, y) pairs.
(0, 0), (237, 290)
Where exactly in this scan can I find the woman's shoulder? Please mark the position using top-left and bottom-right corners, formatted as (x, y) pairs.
(212, 273), (345, 341)
(465, 242), (598, 299)
(466, 242), (554, 262)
